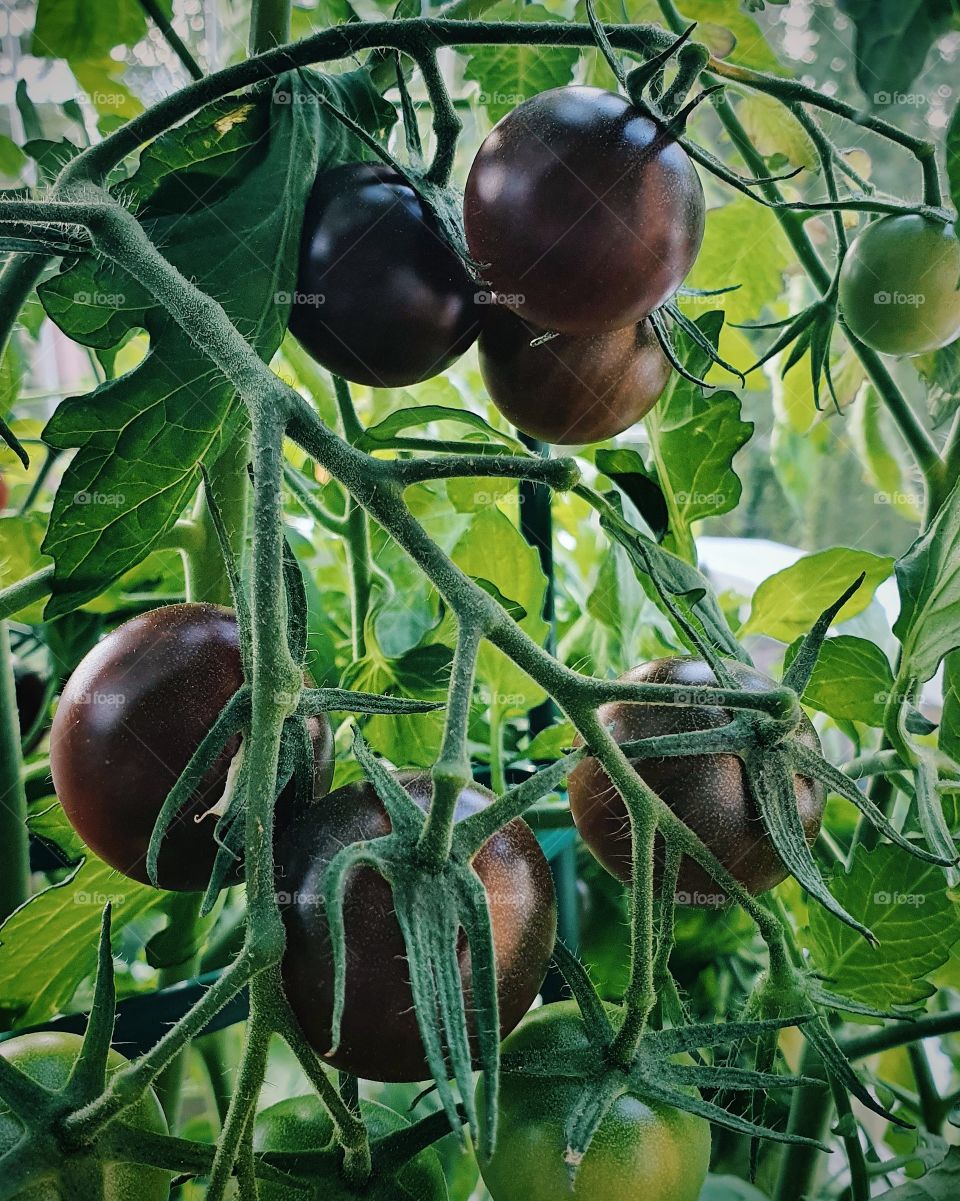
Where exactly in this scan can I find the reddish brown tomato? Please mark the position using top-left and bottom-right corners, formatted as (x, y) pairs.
(50, 603), (334, 892)
(290, 162), (480, 387)
(478, 303), (671, 443)
(568, 658), (825, 905)
(464, 87), (705, 335)
(278, 772), (557, 1082)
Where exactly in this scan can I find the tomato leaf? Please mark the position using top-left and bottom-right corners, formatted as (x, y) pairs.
(0, 855), (166, 1025)
(894, 476), (960, 684)
(805, 845), (960, 1011)
(741, 547), (893, 643)
(38, 70), (390, 617)
(644, 310), (753, 554)
(463, 3), (579, 124)
(784, 634), (893, 727)
(837, 0), (959, 104)
(916, 340), (960, 430)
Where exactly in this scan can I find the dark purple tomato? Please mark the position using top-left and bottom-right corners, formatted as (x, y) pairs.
(479, 303), (671, 443)
(289, 162), (480, 387)
(568, 658), (825, 906)
(464, 87), (705, 335)
(50, 603), (334, 892)
(278, 772), (557, 1082)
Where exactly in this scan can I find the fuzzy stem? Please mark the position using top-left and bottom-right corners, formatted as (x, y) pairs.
(0, 623), (29, 925)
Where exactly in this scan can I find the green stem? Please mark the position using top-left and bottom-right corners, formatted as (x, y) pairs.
(184, 434), (250, 606)
(345, 502), (371, 660)
(489, 703), (506, 794)
(249, 0), (292, 54)
(0, 567), (53, 621)
(137, 0), (204, 80)
(828, 1074), (869, 1201)
(774, 1043), (831, 1201)
(195, 1030), (233, 1128)
(0, 623), (29, 925)
(907, 1042), (943, 1133)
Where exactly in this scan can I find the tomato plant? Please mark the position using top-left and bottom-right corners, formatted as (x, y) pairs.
(0, 1032), (169, 1201)
(0, 5), (959, 1201)
(477, 1001), (710, 1201)
(251, 1096), (447, 1200)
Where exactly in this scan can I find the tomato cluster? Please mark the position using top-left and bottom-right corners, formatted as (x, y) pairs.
(290, 86), (705, 443)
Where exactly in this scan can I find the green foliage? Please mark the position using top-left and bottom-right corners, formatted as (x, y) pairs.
(894, 476), (960, 684)
(837, 0), (960, 103)
(463, 3), (579, 123)
(741, 547), (894, 642)
(806, 845), (960, 1011)
(785, 634), (893, 727)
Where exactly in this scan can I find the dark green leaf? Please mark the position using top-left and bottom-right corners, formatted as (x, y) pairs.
(837, 0), (959, 102)
(595, 448), (668, 541)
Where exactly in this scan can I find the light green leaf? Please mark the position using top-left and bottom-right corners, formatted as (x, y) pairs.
(894, 476), (960, 684)
(687, 199), (793, 324)
(806, 845), (960, 1011)
(735, 93), (817, 169)
(868, 1148), (960, 1199)
(0, 855), (167, 1025)
(32, 0), (152, 61)
(784, 634), (893, 727)
(645, 311), (753, 555)
(0, 513), (52, 622)
(741, 547), (894, 642)
(452, 508), (548, 715)
(463, 3), (579, 124)
(850, 384), (922, 522)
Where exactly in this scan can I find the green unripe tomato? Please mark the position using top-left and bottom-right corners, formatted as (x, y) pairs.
(839, 215), (960, 356)
(0, 1032), (169, 1201)
(251, 1096), (448, 1201)
(477, 1002), (710, 1201)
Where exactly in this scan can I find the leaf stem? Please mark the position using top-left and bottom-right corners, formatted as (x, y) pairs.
(0, 623), (29, 926)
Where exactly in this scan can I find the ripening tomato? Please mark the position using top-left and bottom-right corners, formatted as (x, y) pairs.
(477, 1002), (710, 1201)
(0, 1032), (169, 1201)
(50, 604), (334, 891)
(250, 1096), (447, 1201)
(278, 772), (556, 1081)
(568, 658), (825, 904)
(478, 304), (671, 443)
(464, 87), (705, 335)
(839, 215), (960, 355)
(290, 162), (480, 387)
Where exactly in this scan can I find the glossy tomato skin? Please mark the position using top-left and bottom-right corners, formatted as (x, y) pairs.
(278, 773), (557, 1082)
(464, 87), (705, 335)
(251, 1097), (447, 1201)
(479, 304), (671, 443)
(0, 1032), (169, 1201)
(477, 1001), (710, 1201)
(839, 216), (960, 355)
(290, 162), (480, 387)
(568, 658), (825, 905)
(50, 603), (334, 892)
